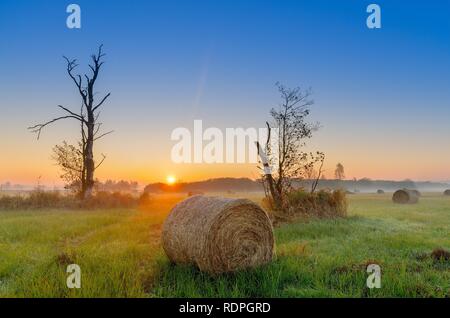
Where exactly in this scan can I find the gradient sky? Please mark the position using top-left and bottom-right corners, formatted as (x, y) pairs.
(1, 0), (449, 186)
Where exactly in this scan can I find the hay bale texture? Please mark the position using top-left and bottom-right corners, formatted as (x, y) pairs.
(392, 189), (419, 204)
(444, 189), (450, 196)
(162, 196), (274, 274)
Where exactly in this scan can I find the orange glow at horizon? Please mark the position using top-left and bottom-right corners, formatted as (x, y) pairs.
(2, 139), (450, 186)
(2, 159), (450, 187)
(166, 175), (177, 185)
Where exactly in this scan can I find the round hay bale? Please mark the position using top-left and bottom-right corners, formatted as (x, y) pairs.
(162, 196), (274, 274)
(377, 189), (385, 194)
(444, 189), (450, 196)
(410, 189), (421, 197)
(392, 189), (419, 204)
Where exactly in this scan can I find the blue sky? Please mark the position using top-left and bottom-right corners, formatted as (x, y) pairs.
(0, 0), (449, 184)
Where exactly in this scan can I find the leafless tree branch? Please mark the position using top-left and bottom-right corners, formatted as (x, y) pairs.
(57, 105), (86, 122)
(94, 130), (114, 141)
(95, 153), (106, 170)
(28, 115), (84, 139)
(93, 93), (111, 112)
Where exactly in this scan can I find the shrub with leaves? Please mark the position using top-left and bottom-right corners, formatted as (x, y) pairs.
(263, 189), (347, 225)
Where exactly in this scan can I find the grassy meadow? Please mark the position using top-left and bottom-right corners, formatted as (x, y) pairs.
(0, 193), (448, 298)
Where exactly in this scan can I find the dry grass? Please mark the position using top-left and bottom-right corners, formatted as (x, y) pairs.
(0, 190), (144, 210)
(263, 189), (348, 225)
(431, 248), (450, 261)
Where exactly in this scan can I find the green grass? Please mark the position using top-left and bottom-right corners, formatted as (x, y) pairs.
(0, 193), (449, 297)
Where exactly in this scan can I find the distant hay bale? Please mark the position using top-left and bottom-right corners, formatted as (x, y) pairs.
(377, 189), (385, 194)
(410, 189), (421, 197)
(392, 189), (419, 204)
(444, 189), (450, 196)
(162, 196), (274, 274)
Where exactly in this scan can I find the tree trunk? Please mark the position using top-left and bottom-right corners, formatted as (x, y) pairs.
(84, 119), (95, 199)
(256, 142), (282, 209)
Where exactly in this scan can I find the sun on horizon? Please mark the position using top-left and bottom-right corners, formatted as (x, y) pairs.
(166, 175), (177, 185)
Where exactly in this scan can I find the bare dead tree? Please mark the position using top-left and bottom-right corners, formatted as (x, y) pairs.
(29, 45), (112, 198)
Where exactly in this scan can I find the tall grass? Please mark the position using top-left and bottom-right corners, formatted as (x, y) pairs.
(0, 190), (148, 210)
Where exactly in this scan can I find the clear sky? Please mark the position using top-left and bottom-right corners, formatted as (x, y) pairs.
(0, 0), (449, 185)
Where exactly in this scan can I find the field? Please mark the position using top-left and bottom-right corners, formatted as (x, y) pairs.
(0, 193), (449, 298)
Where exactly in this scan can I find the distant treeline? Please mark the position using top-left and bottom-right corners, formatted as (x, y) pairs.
(143, 177), (450, 193)
(0, 179), (140, 193)
(0, 182), (28, 190)
(3, 177), (449, 194)
(94, 180), (139, 193)
(144, 178), (262, 193)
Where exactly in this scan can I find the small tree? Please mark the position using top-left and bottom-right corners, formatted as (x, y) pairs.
(335, 163), (345, 180)
(259, 82), (322, 208)
(52, 141), (84, 192)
